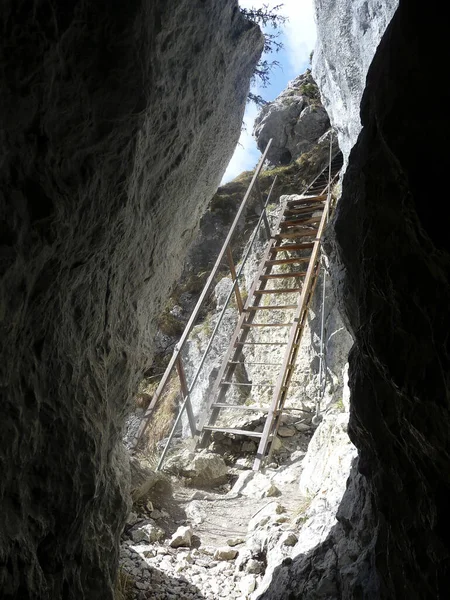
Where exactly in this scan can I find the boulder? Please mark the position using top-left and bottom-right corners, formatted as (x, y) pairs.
(169, 525), (193, 548)
(131, 522), (164, 544)
(241, 473), (281, 499)
(213, 547), (238, 561)
(253, 71), (330, 165)
(164, 449), (228, 487)
(129, 457), (172, 504)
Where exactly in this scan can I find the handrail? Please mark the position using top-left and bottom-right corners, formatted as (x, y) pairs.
(130, 139), (273, 450)
(155, 175), (279, 469)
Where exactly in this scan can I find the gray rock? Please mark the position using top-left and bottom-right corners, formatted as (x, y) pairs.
(277, 427), (296, 438)
(245, 558), (264, 574)
(254, 71), (330, 165)
(227, 538), (245, 547)
(312, 0), (398, 163)
(165, 449), (228, 487)
(213, 547), (238, 561)
(169, 525), (193, 548)
(129, 457), (172, 504)
(241, 473), (281, 499)
(131, 523), (164, 543)
(0, 1), (264, 595)
(280, 532), (298, 547)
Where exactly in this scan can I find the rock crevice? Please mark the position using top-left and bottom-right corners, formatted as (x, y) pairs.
(0, 2), (263, 598)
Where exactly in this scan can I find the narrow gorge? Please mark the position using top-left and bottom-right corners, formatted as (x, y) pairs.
(1, 1), (449, 599)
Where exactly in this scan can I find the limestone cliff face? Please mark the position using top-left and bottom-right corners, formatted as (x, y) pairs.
(259, 1), (450, 598)
(312, 0), (398, 161)
(0, 2), (263, 598)
(253, 71), (330, 165)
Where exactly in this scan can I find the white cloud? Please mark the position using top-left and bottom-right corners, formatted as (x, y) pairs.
(282, 0), (316, 73)
(239, 0), (316, 73)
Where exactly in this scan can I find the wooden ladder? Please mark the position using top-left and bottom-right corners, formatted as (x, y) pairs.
(196, 154), (342, 469)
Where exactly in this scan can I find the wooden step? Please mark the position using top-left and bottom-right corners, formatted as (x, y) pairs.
(211, 404), (270, 411)
(260, 271), (306, 279)
(242, 322), (292, 327)
(201, 426), (263, 438)
(274, 229), (319, 240)
(246, 304), (297, 310)
(281, 217), (322, 228)
(284, 206), (324, 216)
(286, 194), (327, 206)
(235, 341), (288, 346)
(220, 381), (276, 387)
(271, 243), (315, 252)
(265, 257), (310, 266)
(227, 361), (283, 366)
(253, 287), (302, 294)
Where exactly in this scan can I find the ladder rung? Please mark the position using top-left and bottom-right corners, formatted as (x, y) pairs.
(260, 272), (306, 279)
(286, 195), (327, 206)
(220, 381), (276, 387)
(254, 288), (302, 294)
(271, 243), (314, 252)
(227, 361), (283, 366)
(242, 322), (293, 327)
(265, 257), (310, 266)
(284, 209), (322, 218)
(281, 217), (321, 227)
(211, 404), (270, 411)
(247, 305), (297, 310)
(202, 426), (263, 438)
(235, 341), (288, 346)
(274, 230), (319, 240)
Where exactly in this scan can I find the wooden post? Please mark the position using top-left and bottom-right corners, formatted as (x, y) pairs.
(175, 356), (197, 436)
(226, 246), (244, 313)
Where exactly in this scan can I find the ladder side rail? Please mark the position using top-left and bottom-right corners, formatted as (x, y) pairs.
(130, 140), (273, 450)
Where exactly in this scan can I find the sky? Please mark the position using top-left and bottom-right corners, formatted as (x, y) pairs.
(222, 0), (317, 183)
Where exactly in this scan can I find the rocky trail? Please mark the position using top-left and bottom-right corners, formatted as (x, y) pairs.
(119, 420), (320, 600)
(118, 393), (357, 600)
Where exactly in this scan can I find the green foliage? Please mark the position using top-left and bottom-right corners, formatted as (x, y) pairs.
(241, 4), (288, 104)
(300, 82), (320, 101)
(158, 310), (184, 337)
(115, 568), (134, 600)
(335, 397), (345, 412)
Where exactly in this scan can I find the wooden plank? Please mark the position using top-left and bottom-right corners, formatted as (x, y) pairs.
(253, 287), (302, 294)
(211, 404), (270, 411)
(260, 271), (306, 279)
(227, 361), (282, 366)
(275, 229), (319, 240)
(281, 217), (322, 227)
(270, 243), (314, 252)
(202, 427), (263, 438)
(220, 381), (276, 387)
(284, 206), (324, 216)
(286, 194), (327, 206)
(265, 257), (311, 266)
(234, 341), (288, 346)
(241, 322), (292, 327)
(246, 305), (297, 310)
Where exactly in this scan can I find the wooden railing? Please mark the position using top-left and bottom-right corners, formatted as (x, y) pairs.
(130, 139), (275, 455)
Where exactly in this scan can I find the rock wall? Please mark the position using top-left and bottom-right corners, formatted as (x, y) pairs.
(253, 71), (330, 165)
(258, 1), (450, 597)
(0, 2), (263, 598)
(312, 0), (398, 161)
